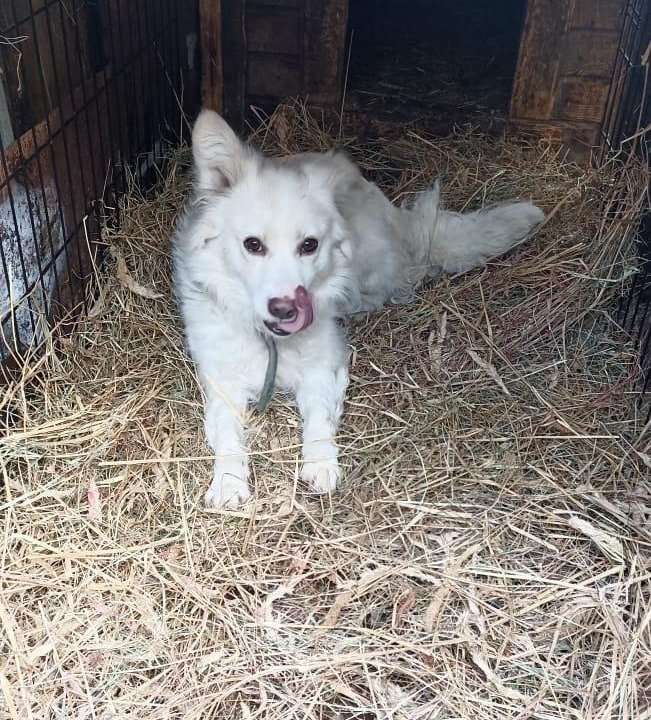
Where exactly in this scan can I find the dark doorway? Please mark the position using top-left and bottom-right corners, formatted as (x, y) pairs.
(346, 0), (528, 137)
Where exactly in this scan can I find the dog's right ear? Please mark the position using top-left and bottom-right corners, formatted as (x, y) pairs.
(192, 110), (254, 193)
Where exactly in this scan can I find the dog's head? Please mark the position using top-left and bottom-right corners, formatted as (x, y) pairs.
(190, 110), (354, 337)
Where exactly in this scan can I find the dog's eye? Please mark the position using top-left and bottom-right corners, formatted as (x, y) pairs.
(243, 236), (265, 255)
(299, 237), (319, 256)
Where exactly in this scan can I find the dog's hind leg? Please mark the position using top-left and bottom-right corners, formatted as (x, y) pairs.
(406, 184), (544, 276)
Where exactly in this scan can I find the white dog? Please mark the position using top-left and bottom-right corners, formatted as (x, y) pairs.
(172, 110), (544, 508)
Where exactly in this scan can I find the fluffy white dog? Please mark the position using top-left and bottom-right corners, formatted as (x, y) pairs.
(172, 110), (544, 508)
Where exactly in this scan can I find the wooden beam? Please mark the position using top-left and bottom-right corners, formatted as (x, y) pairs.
(199, 0), (223, 112)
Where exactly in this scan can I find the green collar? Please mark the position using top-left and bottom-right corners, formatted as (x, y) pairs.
(256, 334), (278, 413)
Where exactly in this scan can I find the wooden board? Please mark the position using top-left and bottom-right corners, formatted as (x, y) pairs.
(508, 0), (627, 161)
(555, 77), (612, 122)
(200, 0), (223, 112)
(203, 0), (348, 124)
(303, 0), (348, 108)
(560, 29), (620, 77)
(508, 119), (602, 163)
(570, 0), (626, 30)
(509, 0), (570, 121)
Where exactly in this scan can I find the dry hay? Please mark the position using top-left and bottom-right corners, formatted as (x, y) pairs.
(1, 102), (650, 720)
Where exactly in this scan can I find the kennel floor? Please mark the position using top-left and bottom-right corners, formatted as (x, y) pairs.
(1, 106), (649, 720)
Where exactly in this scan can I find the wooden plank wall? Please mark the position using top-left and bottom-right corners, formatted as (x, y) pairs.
(509, 0), (627, 160)
(201, 0), (348, 125)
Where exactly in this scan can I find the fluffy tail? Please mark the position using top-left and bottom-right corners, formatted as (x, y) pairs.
(407, 183), (545, 275)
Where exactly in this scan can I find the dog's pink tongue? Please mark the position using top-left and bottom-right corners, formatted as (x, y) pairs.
(278, 286), (313, 333)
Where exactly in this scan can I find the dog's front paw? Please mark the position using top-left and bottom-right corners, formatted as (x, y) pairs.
(205, 460), (251, 508)
(301, 445), (340, 495)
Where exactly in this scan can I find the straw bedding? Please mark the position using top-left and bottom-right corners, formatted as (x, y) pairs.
(1, 103), (650, 719)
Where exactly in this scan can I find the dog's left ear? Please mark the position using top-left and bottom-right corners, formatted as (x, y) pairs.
(192, 110), (256, 193)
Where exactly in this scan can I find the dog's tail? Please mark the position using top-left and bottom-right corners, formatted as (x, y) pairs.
(407, 183), (544, 276)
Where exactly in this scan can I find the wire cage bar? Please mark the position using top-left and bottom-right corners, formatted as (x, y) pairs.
(0, 0), (199, 366)
(600, 0), (651, 417)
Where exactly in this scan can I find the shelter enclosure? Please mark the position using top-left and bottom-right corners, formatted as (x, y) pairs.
(1, 1), (650, 719)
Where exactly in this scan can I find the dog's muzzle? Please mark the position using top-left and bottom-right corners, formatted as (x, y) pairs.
(264, 285), (314, 336)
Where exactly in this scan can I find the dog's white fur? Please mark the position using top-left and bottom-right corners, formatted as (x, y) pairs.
(172, 110), (544, 507)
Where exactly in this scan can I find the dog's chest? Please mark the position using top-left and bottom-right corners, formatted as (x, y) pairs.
(274, 344), (304, 393)
(234, 336), (301, 400)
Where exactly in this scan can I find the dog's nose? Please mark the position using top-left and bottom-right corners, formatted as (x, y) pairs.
(268, 296), (297, 320)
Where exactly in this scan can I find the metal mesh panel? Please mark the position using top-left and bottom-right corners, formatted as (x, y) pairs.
(601, 0), (650, 157)
(0, 0), (199, 362)
(601, 0), (650, 417)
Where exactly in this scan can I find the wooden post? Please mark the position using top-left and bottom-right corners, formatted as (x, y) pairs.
(200, 0), (223, 112)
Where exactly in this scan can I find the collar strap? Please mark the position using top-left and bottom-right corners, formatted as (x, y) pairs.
(256, 334), (278, 413)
